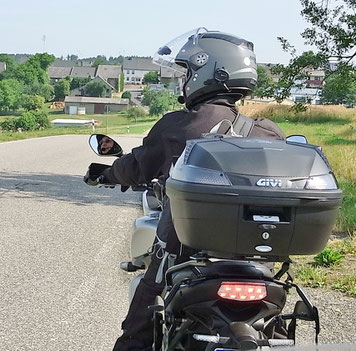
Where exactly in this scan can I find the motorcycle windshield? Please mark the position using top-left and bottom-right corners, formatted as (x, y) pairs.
(152, 27), (208, 74)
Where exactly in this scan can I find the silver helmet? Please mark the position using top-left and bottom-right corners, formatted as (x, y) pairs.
(153, 28), (257, 107)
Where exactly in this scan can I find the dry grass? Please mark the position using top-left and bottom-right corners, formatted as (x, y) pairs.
(239, 104), (356, 123)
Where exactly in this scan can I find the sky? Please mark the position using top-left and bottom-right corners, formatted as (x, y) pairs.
(0, 0), (313, 64)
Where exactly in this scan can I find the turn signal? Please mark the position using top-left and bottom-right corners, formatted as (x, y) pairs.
(218, 282), (267, 301)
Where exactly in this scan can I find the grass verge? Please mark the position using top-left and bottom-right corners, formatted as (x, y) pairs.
(292, 236), (356, 297)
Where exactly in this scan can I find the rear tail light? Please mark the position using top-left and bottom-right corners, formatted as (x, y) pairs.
(218, 282), (267, 301)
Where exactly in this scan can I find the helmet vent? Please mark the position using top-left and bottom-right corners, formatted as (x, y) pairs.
(194, 53), (209, 66)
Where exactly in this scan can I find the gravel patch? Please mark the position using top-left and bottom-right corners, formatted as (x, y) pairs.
(284, 287), (356, 345)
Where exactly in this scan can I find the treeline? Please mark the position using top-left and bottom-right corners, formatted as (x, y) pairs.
(4, 53), (152, 67)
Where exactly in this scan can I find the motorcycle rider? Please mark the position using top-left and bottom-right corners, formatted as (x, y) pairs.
(84, 28), (285, 350)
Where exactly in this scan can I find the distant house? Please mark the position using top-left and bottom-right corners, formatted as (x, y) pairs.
(305, 69), (325, 88)
(70, 76), (115, 98)
(51, 59), (78, 67)
(64, 96), (129, 114)
(123, 57), (159, 84)
(47, 66), (72, 83)
(243, 97), (295, 106)
(0, 62), (6, 72)
(96, 64), (122, 90)
(48, 63), (122, 92)
(160, 66), (185, 93)
(288, 69), (324, 105)
(258, 63), (281, 82)
(290, 87), (322, 105)
(70, 66), (96, 79)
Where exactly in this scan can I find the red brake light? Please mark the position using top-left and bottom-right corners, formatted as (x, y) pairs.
(218, 282), (267, 301)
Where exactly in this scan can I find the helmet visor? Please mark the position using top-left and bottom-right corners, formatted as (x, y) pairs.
(153, 27), (208, 74)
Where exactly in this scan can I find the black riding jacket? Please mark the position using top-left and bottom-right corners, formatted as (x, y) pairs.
(103, 96), (285, 186)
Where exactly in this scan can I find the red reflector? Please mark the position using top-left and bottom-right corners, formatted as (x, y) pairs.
(218, 282), (267, 301)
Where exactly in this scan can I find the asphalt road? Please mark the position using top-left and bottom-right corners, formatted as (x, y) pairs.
(1, 135), (355, 350)
(0, 135), (143, 351)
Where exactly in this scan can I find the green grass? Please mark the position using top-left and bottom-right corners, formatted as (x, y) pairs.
(277, 120), (356, 236)
(0, 108), (158, 141)
(293, 235), (356, 297)
(332, 275), (356, 297)
(295, 265), (327, 288)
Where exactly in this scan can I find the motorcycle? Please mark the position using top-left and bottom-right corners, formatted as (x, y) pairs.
(87, 133), (342, 350)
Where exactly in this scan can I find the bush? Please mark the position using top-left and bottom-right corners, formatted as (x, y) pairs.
(33, 110), (50, 129)
(0, 111), (50, 131)
(122, 91), (132, 99)
(126, 106), (146, 122)
(0, 117), (17, 131)
(22, 94), (45, 111)
(15, 111), (38, 131)
(313, 248), (344, 267)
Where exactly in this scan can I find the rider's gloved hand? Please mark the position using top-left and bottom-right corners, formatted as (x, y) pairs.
(83, 170), (105, 186)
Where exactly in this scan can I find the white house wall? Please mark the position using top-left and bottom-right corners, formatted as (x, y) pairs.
(125, 69), (151, 84)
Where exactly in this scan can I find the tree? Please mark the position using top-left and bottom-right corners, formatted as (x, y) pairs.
(5, 53), (55, 86)
(54, 78), (71, 100)
(126, 106), (146, 122)
(149, 95), (170, 115)
(68, 54), (78, 61)
(142, 89), (178, 115)
(254, 66), (274, 98)
(120, 73), (124, 92)
(143, 71), (159, 84)
(70, 77), (91, 90)
(0, 54), (16, 77)
(22, 94), (45, 111)
(25, 83), (54, 102)
(84, 80), (108, 97)
(266, 0), (355, 104)
(0, 79), (23, 111)
(1, 53), (55, 102)
(321, 69), (356, 106)
(92, 56), (107, 67)
(121, 91), (132, 99)
(141, 88), (156, 106)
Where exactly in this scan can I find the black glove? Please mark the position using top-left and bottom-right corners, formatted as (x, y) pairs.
(83, 170), (105, 186)
(83, 163), (111, 186)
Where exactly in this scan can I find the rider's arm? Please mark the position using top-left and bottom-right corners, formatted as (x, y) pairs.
(103, 124), (167, 186)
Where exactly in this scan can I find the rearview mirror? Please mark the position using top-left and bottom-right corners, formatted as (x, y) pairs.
(286, 135), (308, 144)
(89, 134), (123, 157)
